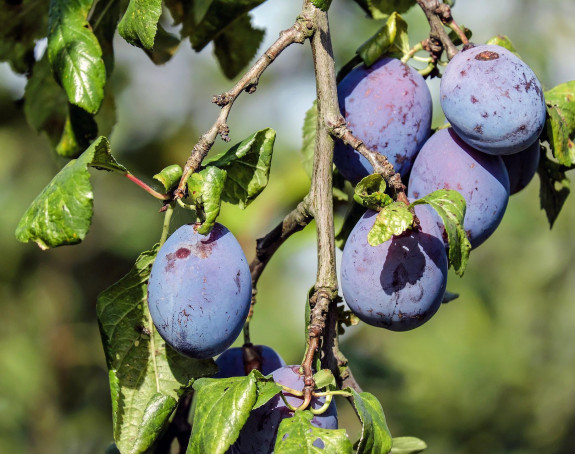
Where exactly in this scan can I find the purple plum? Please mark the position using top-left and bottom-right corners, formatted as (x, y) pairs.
(502, 140), (541, 195)
(215, 345), (286, 378)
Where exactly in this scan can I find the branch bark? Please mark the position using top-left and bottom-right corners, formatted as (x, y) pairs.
(416, 0), (458, 61)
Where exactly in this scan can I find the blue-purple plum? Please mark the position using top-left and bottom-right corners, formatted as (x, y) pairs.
(502, 140), (541, 195)
(229, 365), (338, 454)
(340, 205), (448, 331)
(440, 44), (546, 155)
(408, 128), (510, 248)
(334, 58), (432, 184)
(215, 345), (286, 378)
(147, 223), (251, 359)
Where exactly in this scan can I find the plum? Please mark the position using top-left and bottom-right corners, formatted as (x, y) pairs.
(408, 128), (510, 248)
(334, 57), (432, 184)
(147, 223), (251, 359)
(215, 345), (286, 378)
(229, 365), (338, 453)
(502, 140), (541, 195)
(340, 205), (448, 331)
(440, 44), (546, 155)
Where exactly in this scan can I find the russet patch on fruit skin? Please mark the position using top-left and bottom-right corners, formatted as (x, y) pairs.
(475, 50), (500, 61)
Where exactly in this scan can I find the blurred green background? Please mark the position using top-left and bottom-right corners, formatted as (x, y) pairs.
(1, 0), (575, 452)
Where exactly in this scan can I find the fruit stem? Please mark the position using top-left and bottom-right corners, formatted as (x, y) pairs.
(401, 40), (425, 64)
(280, 385), (305, 397)
(279, 393), (299, 412)
(313, 390), (353, 397)
(160, 203), (174, 246)
(125, 173), (171, 200)
(309, 394), (333, 415)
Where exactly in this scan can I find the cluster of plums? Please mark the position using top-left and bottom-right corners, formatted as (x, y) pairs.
(338, 44), (545, 331)
(144, 43), (546, 452)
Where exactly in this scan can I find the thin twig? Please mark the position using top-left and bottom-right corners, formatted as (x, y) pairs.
(416, 0), (458, 60)
(174, 18), (314, 199)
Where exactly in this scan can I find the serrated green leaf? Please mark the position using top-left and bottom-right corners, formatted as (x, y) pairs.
(485, 35), (517, 56)
(364, 0), (416, 19)
(350, 390), (393, 454)
(188, 374), (258, 454)
(15, 137), (125, 249)
(188, 166), (227, 234)
(313, 370), (336, 389)
(357, 12), (409, 66)
(537, 152), (571, 228)
(368, 202), (413, 246)
(254, 371), (283, 410)
(301, 102), (317, 178)
(311, 0), (332, 11)
(189, 0), (267, 51)
(154, 164), (183, 192)
(24, 55), (68, 148)
(56, 103), (98, 158)
(354, 174), (393, 210)
(203, 128), (276, 208)
(274, 411), (353, 454)
(545, 81), (575, 167)
(213, 13), (265, 79)
(118, 0), (162, 50)
(97, 247), (217, 454)
(91, 0), (123, 75)
(48, 0), (106, 114)
(410, 189), (471, 276)
(0, 0), (48, 74)
(391, 436), (427, 453)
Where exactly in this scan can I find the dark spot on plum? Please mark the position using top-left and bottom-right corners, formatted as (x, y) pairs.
(176, 248), (190, 259)
(475, 51), (499, 61)
(474, 124), (483, 134)
(460, 70), (467, 77)
(234, 271), (241, 293)
(471, 95), (479, 104)
(481, 112), (489, 118)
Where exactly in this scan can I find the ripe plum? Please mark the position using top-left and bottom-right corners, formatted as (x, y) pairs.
(147, 223), (251, 359)
(228, 365), (338, 454)
(408, 128), (510, 248)
(215, 345), (286, 378)
(502, 140), (540, 195)
(440, 44), (546, 155)
(340, 205), (448, 331)
(334, 57), (432, 184)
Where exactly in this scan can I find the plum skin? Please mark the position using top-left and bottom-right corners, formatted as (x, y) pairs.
(502, 140), (541, 195)
(215, 345), (286, 378)
(440, 44), (546, 155)
(340, 205), (448, 331)
(147, 223), (252, 359)
(228, 365), (338, 454)
(334, 57), (432, 184)
(408, 128), (510, 249)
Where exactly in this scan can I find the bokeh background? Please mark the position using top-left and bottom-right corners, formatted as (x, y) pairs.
(1, 0), (575, 452)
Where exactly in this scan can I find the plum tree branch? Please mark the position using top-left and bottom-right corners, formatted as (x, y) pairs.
(416, 0), (458, 61)
(173, 16), (314, 199)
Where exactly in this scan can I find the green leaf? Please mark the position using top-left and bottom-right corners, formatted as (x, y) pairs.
(188, 166), (228, 235)
(0, 0), (48, 74)
(545, 81), (575, 167)
(15, 137), (125, 250)
(91, 0), (124, 75)
(391, 436), (427, 453)
(485, 35), (517, 56)
(274, 411), (353, 453)
(97, 247), (217, 454)
(368, 202), (413, 246)
(214, 13), (265, 79)
(118, 0), (163, 50)
(204, 128), (276, 208)
(55, 104), (98, 158)
(410, 189), (471, 276)
(537, 152), (571, 228)
(357, 12), (409, 66)
(24, 55), (68, 148)
(354, 174), (393, 210)
(350, 390), (393, 454)
(189, 0), (267, 51)
(313, 370), (336, 389)
(143, 23), (181, 65)
(154, 164), (183, 192)
(188, 374), (258, 454)
(48, 0), (106, 114)
(363, 0), (416, 19)
(311, 0), (332, 11)
(301, 102), (317, 178)
(253, 371), (283, 410)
